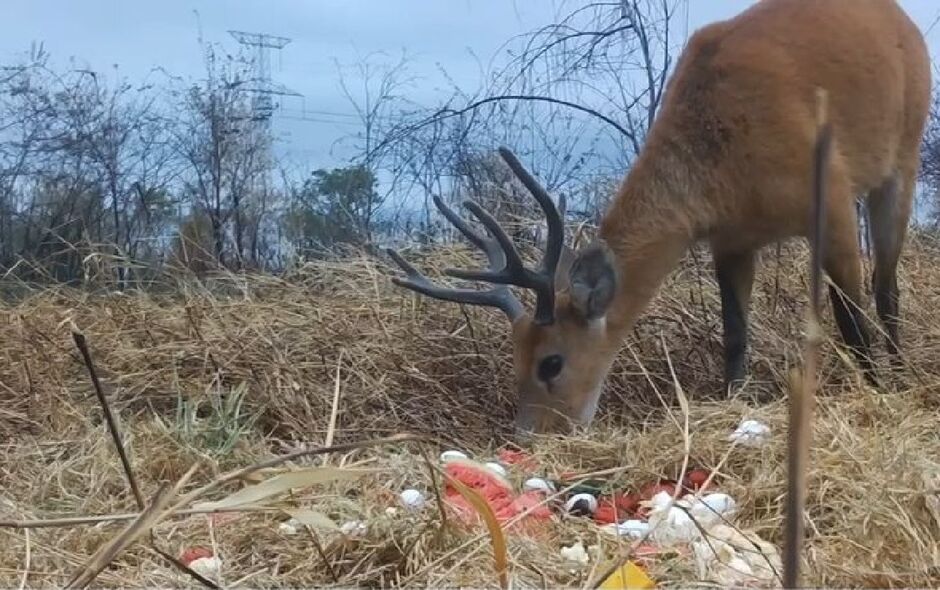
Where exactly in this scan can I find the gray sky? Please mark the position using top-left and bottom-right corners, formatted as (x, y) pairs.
(4, 1), (939, 170)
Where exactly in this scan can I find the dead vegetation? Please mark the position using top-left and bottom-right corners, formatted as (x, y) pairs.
(1, 234), (939, 588)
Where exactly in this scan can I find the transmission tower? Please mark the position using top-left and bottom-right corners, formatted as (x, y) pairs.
(228, 30), (300, 202)
(228, 31), (299, 122)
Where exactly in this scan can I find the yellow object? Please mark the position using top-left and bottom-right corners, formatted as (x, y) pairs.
(598, 561), (655, 589)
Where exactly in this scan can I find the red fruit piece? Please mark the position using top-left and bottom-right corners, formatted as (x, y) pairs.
(682, 468), (712, 491)
(444, 462), (512, 494)
(593, 498), (620, 524)
(615, 493), (640, 514)
(180, 546), (213, 565)
(510, 491), (554, 519)
(640, 480), (677, 500)
(593, 492), (641, 524)
(498, 448), (538, 470)
(442, 461), (520, 525)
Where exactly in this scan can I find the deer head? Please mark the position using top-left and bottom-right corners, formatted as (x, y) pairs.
(387, 147), (619, 436)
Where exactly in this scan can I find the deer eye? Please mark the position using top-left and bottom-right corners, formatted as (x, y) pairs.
(537, 354), (564, 382)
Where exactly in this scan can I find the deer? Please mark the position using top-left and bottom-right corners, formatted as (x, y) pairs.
(386, 0), (931, 435)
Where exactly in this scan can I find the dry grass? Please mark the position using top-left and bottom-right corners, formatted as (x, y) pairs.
(1, 233), (939, 588)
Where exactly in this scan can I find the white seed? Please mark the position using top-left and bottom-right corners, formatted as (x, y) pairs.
(340, 520), (368, 537)
(523, 477), (555, 494)
(439, 450), (468, 462)
(728, 419), (771, 447)
(278, 518), (300, 535)
(484, 461), (508, 477)
(188, 556), (222, 579)
(399, 488), (426, 510)
(560, 540), (590, 565)
(690, 493), (738, 526)
(617, 519), (651, 539)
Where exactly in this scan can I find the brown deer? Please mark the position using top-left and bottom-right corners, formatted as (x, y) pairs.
(387, 0), (930, 435)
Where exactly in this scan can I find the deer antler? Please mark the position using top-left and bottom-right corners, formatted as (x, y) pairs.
(386, 146), (566, 325)
(386, 194), (524, 320)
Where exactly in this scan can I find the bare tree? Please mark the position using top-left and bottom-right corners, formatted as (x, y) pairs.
(371, 0), (682, 247)
(0, 40), (280, 282)
(334, 50), (414, 244)
(920, 82), (940, 226)
(0, 45), (186, 284)
(171, 43), (268, 268)
(61, 70), (180, 285)
(0, 48), (60, 268)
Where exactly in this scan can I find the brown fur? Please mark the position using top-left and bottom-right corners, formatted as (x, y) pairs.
(511, 0), (930, 434)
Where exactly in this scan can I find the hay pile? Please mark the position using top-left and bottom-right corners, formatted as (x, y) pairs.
(0, 235), (939, 587)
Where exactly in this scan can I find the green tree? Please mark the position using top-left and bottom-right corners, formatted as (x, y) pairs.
(284, 164), (380, 254)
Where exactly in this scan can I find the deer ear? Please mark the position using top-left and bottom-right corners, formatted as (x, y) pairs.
(553, 244), (577, 292)
(568, 241), (617, 320)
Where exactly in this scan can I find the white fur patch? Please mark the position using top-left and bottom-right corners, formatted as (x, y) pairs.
(587, 315), (607, 333)
(576, 385), (604, 424)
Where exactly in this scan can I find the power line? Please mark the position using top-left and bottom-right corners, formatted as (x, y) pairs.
(276, 113), (361, 127)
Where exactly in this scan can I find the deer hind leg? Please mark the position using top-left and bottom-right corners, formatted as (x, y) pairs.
(866, 171), (913, 365)
(713, 248), (756, 393)
(822, 186), (877, 384)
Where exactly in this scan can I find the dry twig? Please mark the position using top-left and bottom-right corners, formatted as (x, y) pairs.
(783, 87), (831, 589)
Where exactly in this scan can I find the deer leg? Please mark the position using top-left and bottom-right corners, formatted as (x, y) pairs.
(867, 171), (913, 366)
(713, 248), (756, 393)
(822, 195), (877, 385)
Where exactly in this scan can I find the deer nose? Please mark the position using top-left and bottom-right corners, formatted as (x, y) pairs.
(513, 412), (536, 443)
(513, 428), (534, 446)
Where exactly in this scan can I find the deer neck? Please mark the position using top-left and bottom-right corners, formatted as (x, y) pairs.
(598, 139), (699, 340)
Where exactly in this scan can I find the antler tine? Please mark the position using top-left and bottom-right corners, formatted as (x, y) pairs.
(387, 149), (566, 326)
(432, 195), (490, 253)
(497, 147), (565, 271)
(497, 146), (566, 324)
(432, 194), (521, 285)
(443, 200), (534, 284)
(385, 248), (524, 320)
(440, 198), (559, 322)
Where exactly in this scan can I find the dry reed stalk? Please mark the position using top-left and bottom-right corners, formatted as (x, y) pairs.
(0, 506), (282, 530)
(71, 325), (144, 510)
(324, 349), (344, 449)
(65, 463), (199, 590)
(783, 87), (831, 589)
(17, 528), (29, 590)
(72, 324), (220, 589)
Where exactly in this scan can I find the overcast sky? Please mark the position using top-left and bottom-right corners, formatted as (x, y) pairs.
(4, 1), (940, 170)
